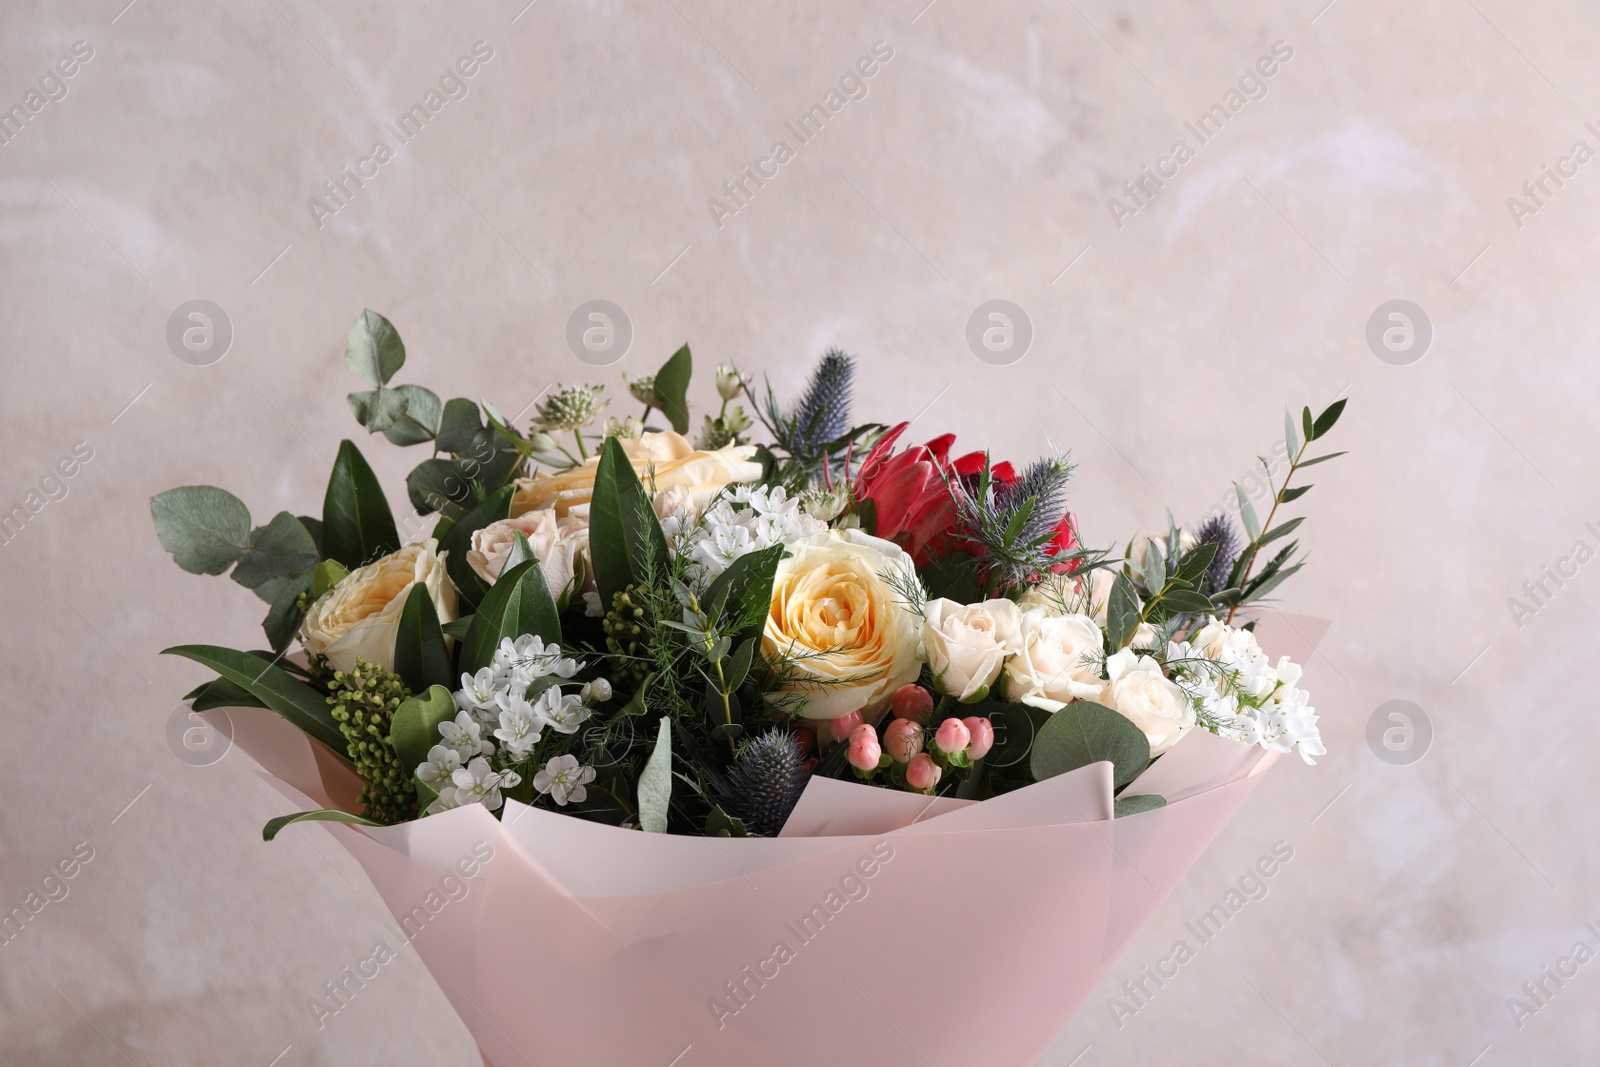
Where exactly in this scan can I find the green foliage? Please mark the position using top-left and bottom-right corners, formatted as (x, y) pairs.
(653, 344), (693, 434)
(1029, 700), (1150, 789)
(327, 660), (415, 824)
(263, 809), (385, 842)
(151, 486), (252, 575)
(637, 718), (673, 833)
(393, 583), (452, 692)
(163, 644), (346, 756)
(461, 557), (563, 673)
(438, 485), (514, 610)
(1114, 794), (1167, 818)
(321, 440), (399, 570)
(389, 684), (457, 776)
(589, 435), (671, 607)
(346, 309), (406, 388)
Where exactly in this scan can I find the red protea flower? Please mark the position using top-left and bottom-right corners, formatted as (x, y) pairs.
(853, 424), (1010, 565)
(1041, 511), (1081, 574)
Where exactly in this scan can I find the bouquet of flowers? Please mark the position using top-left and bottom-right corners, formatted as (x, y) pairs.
(154, 311), (1345, 1065)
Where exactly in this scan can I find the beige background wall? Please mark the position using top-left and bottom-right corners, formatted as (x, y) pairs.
(3, 0), (1597, 1063)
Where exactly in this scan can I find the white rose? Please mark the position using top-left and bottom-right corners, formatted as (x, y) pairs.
(921, 598), (1022, 702)
(1016, 572), (1083, 616)
(301, 539), (457, 674)
(466, 509), (590, 609)
(1003, 610), (1108, 711)
(1103, 647), (1195, 756)
(1128, 530), (1198, 570)
(763, 528), (922, 720)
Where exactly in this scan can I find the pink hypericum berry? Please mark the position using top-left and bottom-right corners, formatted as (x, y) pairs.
(905, 753), (942, 792)
(884, 718), (924, 763)
(933, 717), (971, 756)
(890, 684), (934, 724)
(963, 716), (995, 761)
(847, 731), (882, 773)
(826, 710), (865, 742)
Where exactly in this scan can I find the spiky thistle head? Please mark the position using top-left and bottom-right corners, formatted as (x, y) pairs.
(784, 349), (854, 456)
(1193, 514), (1240, 596)
(533, 384), (606, 433)
(724, 729), (809, 837)
(955, 451), (1074, 592)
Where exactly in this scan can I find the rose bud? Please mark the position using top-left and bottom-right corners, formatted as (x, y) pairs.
(884, 718), (924, 763)
(847, 731), (882, 774)
(905, 753), (942, 792)
(826, 709), (865, 743)
(890, 683), (934, 724)
(793, 727), (817, 756)
(933, 717), (971, 756)
(963, 716), (995, 761)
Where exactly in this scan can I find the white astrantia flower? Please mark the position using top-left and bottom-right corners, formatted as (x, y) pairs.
(450, 757), (521, 812)
(533, 753), (596, 806)
(536, 688), (591, 735)
(680, 485), (824, 580)
(438, 711), (496, 762)
(493, 693), (547, 762)
(416, 744), (463, 792)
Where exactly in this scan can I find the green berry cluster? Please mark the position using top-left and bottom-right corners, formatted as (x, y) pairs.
(601, 584), (653, 688)
(327, 659), (416, 825)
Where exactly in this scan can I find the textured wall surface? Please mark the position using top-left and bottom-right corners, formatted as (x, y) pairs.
(2, 1), (1597, 1064)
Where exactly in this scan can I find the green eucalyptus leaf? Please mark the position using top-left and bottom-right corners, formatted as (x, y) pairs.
(1256, 516), (1305, 549)
(1278, 484), (1312, 504)
(1284, 408), (1298, 459)
(1114, 794), (1167, 818)
(1139, 537), (1165, 593)
(1029, 700), (1150, 790)
(1301, 406), (1314, 443)
(1173, 542), (1218, 583)
(437, 398), (483, 453)
(163, 644), (346, 756)
(724, 637), (757, 692)
(1159, 589), (1214, 614)
(393, 583), (453, 692)
(346, 309), (405, 387)
(261, 571), (312, 651)
(322, 440), (400, 570)
(382, 384), (443, 446)
(1297, 451), (1348, 469)
(232, 511), (320, 594)
(705, 806), (748, 837)
(637, 718), (673, 833)
(1236, 486), (1261, 542)
(151, 486), (252, 575)
(654, 344), (693, 433)
(346, 388), (409, 433)
(264, 808), (384, 842)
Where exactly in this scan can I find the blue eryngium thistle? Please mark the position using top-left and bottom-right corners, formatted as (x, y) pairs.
(725, 729), (809, 837)
(957, 452), (1074, 592)
(785, 349), (853, 456)
(1193, 514), (1240, 595)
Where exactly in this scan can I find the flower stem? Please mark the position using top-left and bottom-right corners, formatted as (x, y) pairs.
(1225, 440), (1306, 624)
(573, 429), (589, 461)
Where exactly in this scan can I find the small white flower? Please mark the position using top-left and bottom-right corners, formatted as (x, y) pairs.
(416, 744), (463, 791)
(493, 693), (547, 762)
(679, 485), (824, 580)
(582, 590), (603, 617)
(438, 711), (496, 761)
(533, 753), (596, 806)
(424, 786), (459, 815)
(494, 634), (582, 683)
(455, 667), (504, 714)
(450, 757), (522, 812)
(537, 688), (591, 734)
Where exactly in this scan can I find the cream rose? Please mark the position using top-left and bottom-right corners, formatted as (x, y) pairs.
(300, 539), (457, 674)
(922, 598), (1021, 702)
(1016, 572), (1082, 616)
(763, 528), (921, 721)
(466, 508), (590, 609)
(1103, 647), (1194, 756)
(1003, 610), (1107, 711)
(511, 431), (762, 518)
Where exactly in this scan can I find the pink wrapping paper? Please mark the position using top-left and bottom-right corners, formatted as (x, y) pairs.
(203, 615), (1328, 1066)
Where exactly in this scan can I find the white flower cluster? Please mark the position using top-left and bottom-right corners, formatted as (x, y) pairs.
(417, 635), (602, 814)
(1168, 618), (1325, 764)
(679, 484), (824, 579)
